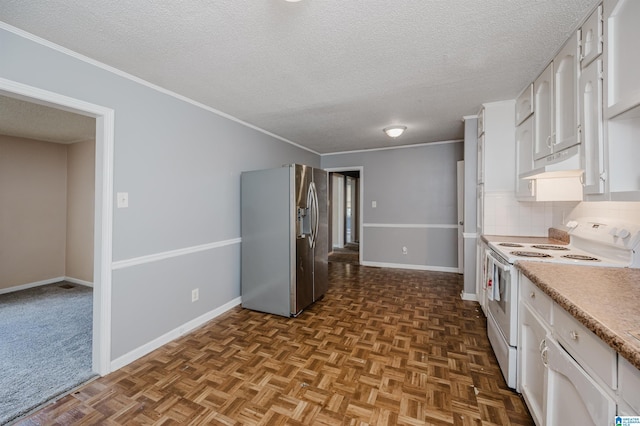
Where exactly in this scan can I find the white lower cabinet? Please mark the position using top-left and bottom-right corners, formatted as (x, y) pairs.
(545, 336), (616, 425)
(476, 240), (488, 314)
(518, 274), (619, 425)
(518, 303), (549, 426)
(618, 356), (640, 414)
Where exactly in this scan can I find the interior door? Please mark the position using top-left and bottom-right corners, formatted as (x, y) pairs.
(331, 174), (344, 249)
(457, 161), (464, 274)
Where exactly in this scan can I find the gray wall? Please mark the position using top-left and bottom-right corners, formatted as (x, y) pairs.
(1, 27), (318, 359)
(322, 142), (464, 270)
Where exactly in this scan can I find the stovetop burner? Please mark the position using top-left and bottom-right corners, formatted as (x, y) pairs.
(511, 251), (552, 258)
(561, 254), (600, 262)
(498, 243), (524, 248)
(531, 244), (570, 251)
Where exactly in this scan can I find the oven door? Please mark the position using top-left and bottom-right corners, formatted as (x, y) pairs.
(486, 250), (518, 346)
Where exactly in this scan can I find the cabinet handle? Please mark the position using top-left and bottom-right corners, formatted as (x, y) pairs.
(570, 330), (579, 340)
(546, 135), (552, 148)
(540, 340), (549, 367)
(530, 291), (536, 299)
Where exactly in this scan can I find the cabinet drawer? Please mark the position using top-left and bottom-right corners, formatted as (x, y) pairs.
(553, 305), (616, 389)
(515, 84), (534, 125)
(520, 275), (552, 324)
(619, 356), (640, 413)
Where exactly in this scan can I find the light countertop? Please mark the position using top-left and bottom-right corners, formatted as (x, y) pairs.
(517, 261), (640, 370)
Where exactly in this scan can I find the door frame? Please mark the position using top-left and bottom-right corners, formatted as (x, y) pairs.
(457, 160), (464, 274)
(324, 166), (364, 265)
(0, 77), (114, 376)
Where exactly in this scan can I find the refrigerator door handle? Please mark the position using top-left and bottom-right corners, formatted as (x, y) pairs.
(312, 182), (319, 249)
(306, 183), (315, 248)
(306, 182), (319, 249)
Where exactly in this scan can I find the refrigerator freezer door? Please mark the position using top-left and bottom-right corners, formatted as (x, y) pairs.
(241, 167), (293, 317)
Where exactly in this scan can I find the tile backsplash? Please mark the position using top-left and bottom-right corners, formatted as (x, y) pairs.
(483, 192), (555, 236)
(556, 201), (640, 225)
(483, 194), (640, 236)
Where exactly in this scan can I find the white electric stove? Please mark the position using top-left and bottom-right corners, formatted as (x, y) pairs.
(488, 217), (640, 268)
(483, 217), (640, 389)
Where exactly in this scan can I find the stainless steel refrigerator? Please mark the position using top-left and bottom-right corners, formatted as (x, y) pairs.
(241, 164), (328, 317)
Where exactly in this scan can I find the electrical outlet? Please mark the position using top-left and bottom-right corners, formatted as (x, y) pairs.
(402, 246), (408, 255)
(191, 288), (199, 302)
(117, 192), (129, 208)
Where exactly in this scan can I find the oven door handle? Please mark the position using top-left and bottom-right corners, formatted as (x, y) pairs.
(487, 250), (511, 273)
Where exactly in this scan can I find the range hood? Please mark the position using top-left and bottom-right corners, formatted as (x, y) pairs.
(519, 145), (584, 201)
(520, 145), (583, 180)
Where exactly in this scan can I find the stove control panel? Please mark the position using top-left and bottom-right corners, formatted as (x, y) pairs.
(569, 217), (640, 252)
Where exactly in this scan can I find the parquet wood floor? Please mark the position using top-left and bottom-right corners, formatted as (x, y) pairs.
(16, 263), (533, 425)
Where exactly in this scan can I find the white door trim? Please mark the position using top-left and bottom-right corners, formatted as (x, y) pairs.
(324, 166), (364, 265)
(0, 77), (114, 376)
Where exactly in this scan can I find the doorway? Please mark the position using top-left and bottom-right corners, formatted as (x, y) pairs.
(0, 77), (114, 376)
(326, 167), (363, 265)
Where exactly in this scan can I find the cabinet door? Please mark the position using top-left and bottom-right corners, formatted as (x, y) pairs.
(545, 337), (616, 426)
(606, 0), (640, 117)
(516, 84), (534, 126)
(554, 32), (580, 153)
(476, 241), (487, 314)
(580, 4), (603, 68)
(519, 304), (549, 426)
(516, 116), (535, 199)
(534, 63), (554, 160)
(619, 356), (640, 414)
(580, 59), (605, 195)
(477, 133), (485, 184)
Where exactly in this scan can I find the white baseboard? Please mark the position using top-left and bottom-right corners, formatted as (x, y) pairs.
(0, 276), (66, 295)
(64, 276), (94, 287)
(360, 261), (459, 273)
(110, 296), (242, 372)
(461, 291), (479, 301)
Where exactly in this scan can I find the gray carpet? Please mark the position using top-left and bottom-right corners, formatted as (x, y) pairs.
(0, 282), (96, 425)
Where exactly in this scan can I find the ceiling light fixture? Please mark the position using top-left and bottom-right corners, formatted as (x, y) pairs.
(383, 126), (407, 138)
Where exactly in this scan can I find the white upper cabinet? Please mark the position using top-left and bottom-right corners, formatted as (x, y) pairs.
(580, 58), (606, 196)
(482, 101), (516, 192)
(604, 0), (640, 200)
(533, 32), (580, 162)
(580, 4), (603, 68)
(515, 84), (534, 126)
(515, 116), (535, 199)
(534, 63), (554, 160)
(606, 0), (640, 118)
(553, 31), (581, 153)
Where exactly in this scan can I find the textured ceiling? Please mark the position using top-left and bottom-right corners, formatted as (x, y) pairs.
(0, 0), (598, 154)
(0, 95), (95, 144)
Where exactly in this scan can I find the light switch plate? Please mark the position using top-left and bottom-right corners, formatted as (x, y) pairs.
(372, 201), (377, 208)
(117, 192), (129, 208)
